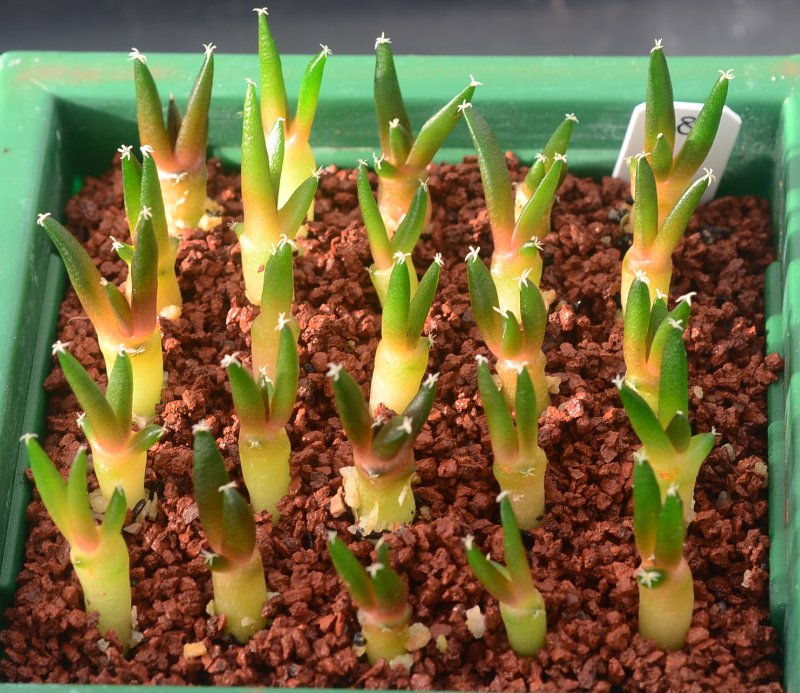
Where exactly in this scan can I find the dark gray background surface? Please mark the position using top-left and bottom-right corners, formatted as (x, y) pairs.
(1, 0), (798, 56)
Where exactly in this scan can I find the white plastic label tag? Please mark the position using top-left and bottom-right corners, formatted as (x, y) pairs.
(612, 101), (741, 203)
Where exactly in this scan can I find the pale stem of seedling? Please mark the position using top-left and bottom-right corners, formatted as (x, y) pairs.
(54, 344), (163, 507)
(465, 495), (546, 656)
(25, 438), (132, 648)
(193, 428), (268, 642)
(476, 359), (548, 530)
(329, 365), (436, 533)
(633, 454), (693, 650)
(224, 321), (298, 520)
(328, 534), (411, 664)
(467, 249), (550, 413)
(39, 214), (164, 422)
(373, 35), (478, 234)
(130, 44), (215, 234)
(463, 107), (567, 318)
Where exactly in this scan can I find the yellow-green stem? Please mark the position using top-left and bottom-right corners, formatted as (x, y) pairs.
(491, 250), (543, 319)
(638, 558), (694, 651)
(157, 238), (182, 320)
(280, 133), (316, 236)
(251, 310), (293, 382)
(99, 328), (163, 423)
(90, 441), (147, 509)
(620, 246), (672, 310)
(370, 256), (418, 306)
(359, 605), (411, 664)
(212, 547), (268, 643)
(377, 176), (432, 237)
(72, 536), (131, 647)
(240, 232), (283, 306)
(641, 444), (703, 523)
(493, 447), (548, 530)
(239, 426), (291, 522)
(369, 338), (429, 415)
(625, 368), (660, 412)
(499, 594), (547, 657)
(158, 167), (208, 235)
(496, 350), (550, 414)
(341, 463), (416, 534)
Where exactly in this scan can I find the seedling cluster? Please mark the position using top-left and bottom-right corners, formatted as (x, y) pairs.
(25, 20), (732, 668)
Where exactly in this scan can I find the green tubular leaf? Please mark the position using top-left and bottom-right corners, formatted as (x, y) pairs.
(673, 73), (730, 182)
(466, 255), (502, 346)
(105, 351), (133, 432)
(228, 361), (268, 431)
(41, 217), (114, 333)
(140, 156), (169, 253)
(26, 438), (69, 538)
(406, 260), (440, 345)
(113, 241), (134, 266)
(520, 280), (547, 352)
(104, 282), (134, 337)
(632, 456), (661, 554)
(650, 133), (673, 180)
(130, 216), (158, 338)
(523, 158), (546, 194)
(633, 157), (658, 248)
(406, 82), (476, 171)
(646, 297), (669, 353)
(654, 174), (711, 258)
(132, 59), (171, 162)
(220, 487), (256, 563)
(130, 424), (164, 453)
(645, 45), (675, 155)
(373, 156), (401, 180)
(358, 164), (392, 268)
(500, 496), (533, 589)
(372, 379), (436, 460)
(500, 311), (523, 355)
(665, 413), (692, 453)
(101, 486), (128, 538)
(667, 299), (692, 327)
(267, 118), (285, 199)
(465, 539), (515, 604)
(463, 108), (515, 246)
(388, 121), (412, 164)
(257, 12), (289, 129)
(514, 158), (563, 245)
(278, 176), (318, 239)
(66, 448), (98, 551)
(686, 432), (716, 477)
(372, 540), (409, 611)
(57, 350), (124, 443)
(374, 41), (412, 159)
(390, 183), (428, 255)
(657, 328), (688, 427)
(294, 46), (329, 139)
(654, 490), (686, 565)
(331, 368), (373, 448)
(328, 535), (375, 609)
(618, 383), (672, 455)
(121, 154), (142, 232)
(242, 81), (278, 220)
(192, 429), (228, 551)
(476, 360), (517, 460)
(624, 278), (651, 366)
(524, 115), (575, 191)
(167, 96), (181, 148)
(514, 366), (539, 454)
(259, 240), (294, 315)
(382, 260), (411, 346)
(269, 325), (299, 426)
(174, 49), (213, 168)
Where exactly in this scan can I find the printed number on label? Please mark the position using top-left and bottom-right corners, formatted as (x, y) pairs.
(677, 116), (696, 136)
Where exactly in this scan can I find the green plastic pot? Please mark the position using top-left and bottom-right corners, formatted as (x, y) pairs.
(0, 51), (798, 690)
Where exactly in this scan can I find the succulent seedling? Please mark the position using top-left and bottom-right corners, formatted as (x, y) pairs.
(328, 533), (411, 664)
(130, 44), (215, 233)
(463, 106), (568, 318)
(25, 437), (132, 648)
(476, 358), (548, 530)
(236, 80), (319, 305)
(39, 212), (163, 422)
(357, 162), (428, 304)
(623, 276), (696, 411)
(119, 145), (182, 319)
(633, 454), (693, 650)
(224, 322), (298, 520)
(467, 248), (550, 412)
(54, 343), (163, 508)
(465, 494), (546, 656)
(373, 33), (478, 233)
(255, 7), (330, 224)
(193, 427), (268, 643)
(615, 320), (715, 520)
(329, 364), (436, 533)
(370, 254), (441, 415)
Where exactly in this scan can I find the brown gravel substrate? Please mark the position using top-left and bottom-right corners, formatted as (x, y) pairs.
(0, 155), (784, 691)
